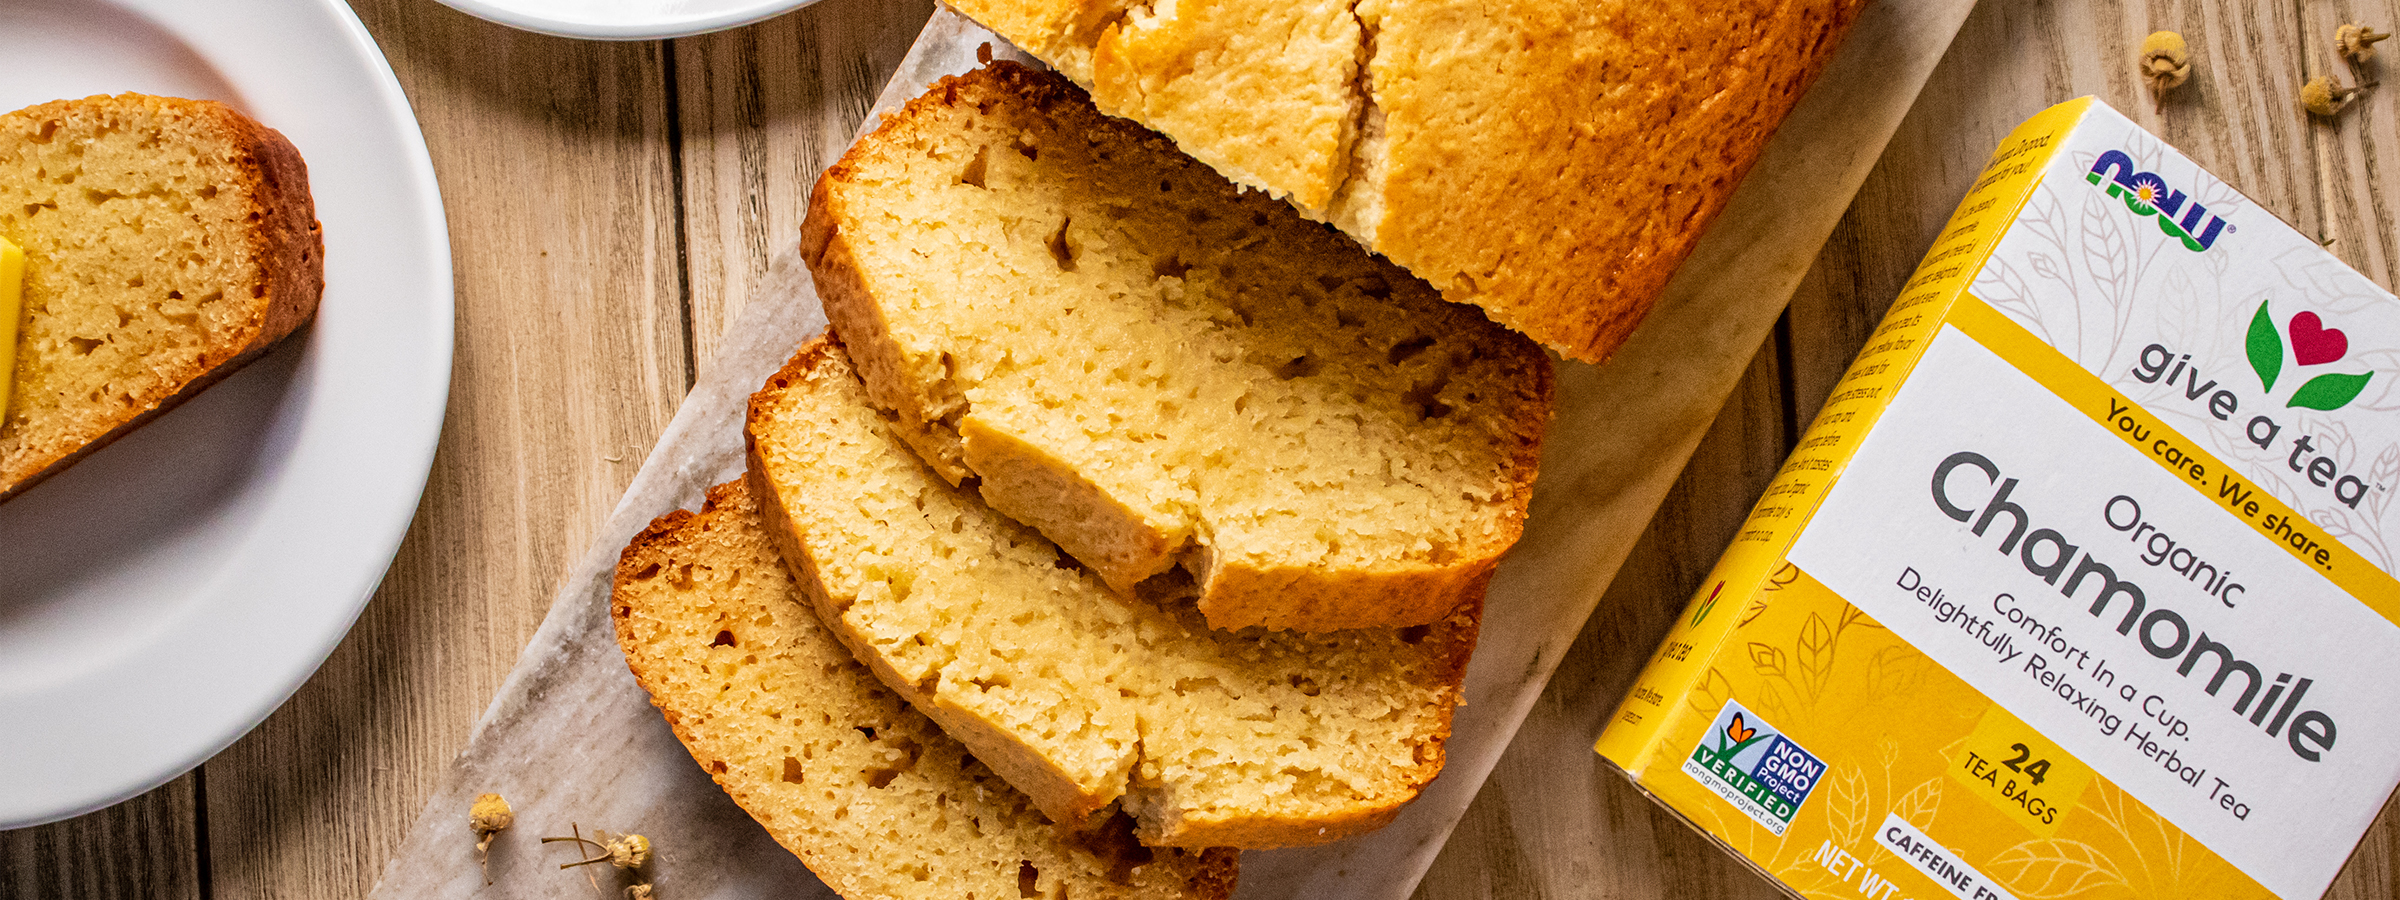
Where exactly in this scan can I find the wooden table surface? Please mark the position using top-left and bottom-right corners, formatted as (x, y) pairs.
(6, 0), (2400, 896)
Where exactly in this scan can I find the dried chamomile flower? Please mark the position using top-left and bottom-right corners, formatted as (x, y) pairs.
(546, 825), (653, 871)
(2302, 75), (2366, 117)
(2338, 23), (2390, 66)
(2141, 31), (2192, 95)
(470, 793), (514, 852)
(468, 792), (514, 883)
(607, 833), (653, 871)
(626, 883), (656, 899)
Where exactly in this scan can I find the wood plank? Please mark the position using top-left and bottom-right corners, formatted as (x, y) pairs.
(2300, 0), (2400, 292)
(1415, 338), (1795, 900)
(672, 0), (934, 379)
(193, 3), (688, 897)
(0, 775), (201, 900)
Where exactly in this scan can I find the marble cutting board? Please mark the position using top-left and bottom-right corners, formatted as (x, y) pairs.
(367, 2), (1981, 897)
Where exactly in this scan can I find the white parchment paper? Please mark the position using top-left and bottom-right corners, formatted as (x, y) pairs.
(368, 3), (1978, 897)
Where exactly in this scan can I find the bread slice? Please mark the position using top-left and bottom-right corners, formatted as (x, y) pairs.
(804, 63), (1552, 633)
(942, 0), (1867, 362)
(612, 479), (1238, 900)
(0, 94), (322, 502)
(744, 335), (1478, 848)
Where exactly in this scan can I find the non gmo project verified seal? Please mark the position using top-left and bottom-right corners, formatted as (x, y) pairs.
(1682, 699), (1825, 835)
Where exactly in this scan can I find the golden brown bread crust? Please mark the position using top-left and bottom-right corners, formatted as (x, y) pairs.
(799, 173), (963, 479)
(1354, 0), (1869, 362)
(804, 62), (1553, 633)
(612, 479), (1240, 899)
(0, 93), (323, 502)
(941, 0), (1869, 362)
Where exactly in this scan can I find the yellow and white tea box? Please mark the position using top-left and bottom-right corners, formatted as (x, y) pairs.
(1597, 97), (2400, 900)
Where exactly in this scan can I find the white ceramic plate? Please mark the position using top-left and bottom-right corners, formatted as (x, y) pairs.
(0, 0), (452, 827)
(431, 0), (823, 39)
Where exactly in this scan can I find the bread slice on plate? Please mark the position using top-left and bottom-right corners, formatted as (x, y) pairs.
(745, 335), (1478, 849)
(0, 93), (322, 502)
(612, 478), (1237, 900)
(804, 62), (1552, 633)
(942, 0), (1868, 363)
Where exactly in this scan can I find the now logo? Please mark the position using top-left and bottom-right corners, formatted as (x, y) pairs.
(2087, 150), (2230, 252)
(2247, 301), (2375, 411)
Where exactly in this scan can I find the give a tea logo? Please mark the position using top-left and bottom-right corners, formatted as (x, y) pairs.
(2247, 301), (2375, 410)
(2134, 300), (2379, 509)
(2087, 149), (2229, 252)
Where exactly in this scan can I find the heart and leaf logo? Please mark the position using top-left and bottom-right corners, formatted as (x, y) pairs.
(2247, 300), (2374, 410)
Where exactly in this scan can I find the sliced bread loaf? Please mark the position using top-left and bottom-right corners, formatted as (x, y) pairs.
(744, 336), (1478, 848)
(613, 479), (1238, 900)
(0, 93), (322, 502)
(804, 63), (1552, 633)
(943, 0), (1866, 362)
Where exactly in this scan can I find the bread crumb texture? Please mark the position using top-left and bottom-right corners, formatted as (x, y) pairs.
(806, 63), (1552, 632)
(0, 94), (320, 498)
(746, 338), (1479, 849)
(945, 0), (1869, 362)
(612, 479), (1238, 899)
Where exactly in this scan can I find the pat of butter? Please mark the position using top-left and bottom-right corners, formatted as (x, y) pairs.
(0, 235), (20, 423)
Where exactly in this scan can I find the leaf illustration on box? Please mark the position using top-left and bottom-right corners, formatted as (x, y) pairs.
(1749, 642), (1789, 680)
(1744, 642), (1797, 721)
(1838, 601), (1882, 632)
(1983, 255), (2047, 337)
(2028, 250), (2065, 285)
(2139, 267), (2215, 382)
(2280, 243), (2391, 311)
(1825, 762), (1872, 848)
(1766, 561), (1801, 591)
(1797, 612), (1836, 700)
(2081, 189), (2133, 328)
(1736, 597), (1771, 629)
(1936, 733), (1970, 761)
(2288, 371), (2373, 410)
(1866, 643), (1928, 696)
(1890, 776), (1943, 835)
(2247, 299), (2283, 391)
(2015, 185), (2071, 272)
(2356, 347), (2400, 382)
(1689, 667), (1736, 717)
(1990, 839), (2130, 899)
(2073, 779), (2219, 896)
